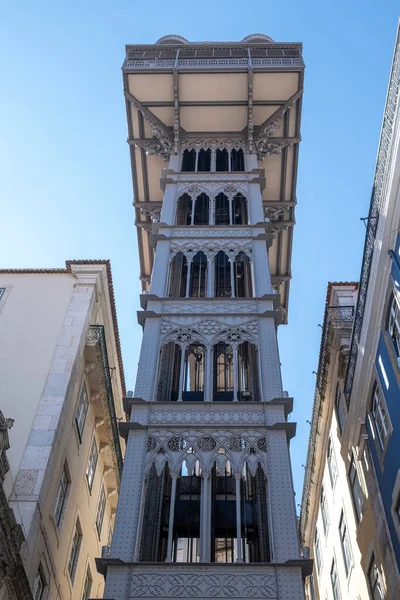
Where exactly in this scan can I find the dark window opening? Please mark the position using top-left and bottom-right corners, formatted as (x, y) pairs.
(232, 193), (248, 225)
(237, 342), (260, 401)
(234, 252), (252, 298)
(176, 194), (192, 226)
(193, 193), (210, 225)
(182, 149), (196, 172)
(216, 149), (229, 172)
(183, 344), (205, 401)
(189, 252), (207, 298)
(215, 193), (230, 225)
(157, 342), (182, 402)
(231, 149), (244, 172)
(197, 149), (211, 172)
(169, 252), (188, 297)
(213, 342), (234, 402)
(215, 251), (231, 297)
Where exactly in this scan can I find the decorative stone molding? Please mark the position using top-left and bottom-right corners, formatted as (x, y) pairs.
(264, 205), (291, 221)
(182, 139), (246, 151)
(140, 206), (162, 222)
(171, 228), (254, 239)
(143, 427), (269, 477)
(129, 569), (277, 598)
(162, 301), (258, 314)
(169, 239), (253, 259)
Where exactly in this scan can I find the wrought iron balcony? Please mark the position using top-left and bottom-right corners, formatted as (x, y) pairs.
(86, 325), (123, 476)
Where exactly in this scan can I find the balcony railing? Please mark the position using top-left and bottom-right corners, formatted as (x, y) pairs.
(87, 325), (123, 475)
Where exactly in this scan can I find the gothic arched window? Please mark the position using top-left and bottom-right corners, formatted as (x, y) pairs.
(234, 252), (252, 298)
(237, 341), (260, 401)
(181, 149), (196, 172)
(215, 193), (230, 225)
(213, 342), (234, 401)
(183, 344), (205, 401)
(168, 252), (188, 297)
(197, 148), (211, 172)
(176, 194), (192, 225)
(232, 193), (248, 225)
(216, 148), (229, 172)
(157, 342), (182, 402)
(193, 193), (210, 225)
(189, 251), (207, 298)
(231, 148), (244, 171)
(214, 251), (231, 297)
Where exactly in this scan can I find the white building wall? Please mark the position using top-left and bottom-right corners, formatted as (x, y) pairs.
(0, 274), (75, 498)
(0, 265), (125, 600)
(313, 410), (370, 600)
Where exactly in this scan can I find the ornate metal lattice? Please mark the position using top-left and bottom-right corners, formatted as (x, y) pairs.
(197, 436), (217, 452)
(226, 437), (247, 452)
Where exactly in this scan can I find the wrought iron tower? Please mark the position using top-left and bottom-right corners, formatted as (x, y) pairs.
(100, 33), (310, 600)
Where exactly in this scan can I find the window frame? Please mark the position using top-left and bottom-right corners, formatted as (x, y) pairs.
(335, 382), (346, 434)
(75, 382), (89, 443)
(327, 437), (338, 489)
(33, 565), (46, 600)
(320, 486), (329, 535)
(338, 509), (352, 577)
(370, 382), (391, 454)
(330, 558), (341, 600)
(81, 566), (92, 600)
(54, 462), (70, 527)
(67, 519), (83, 584)
(368, 554), (385, 600)
(387, 292), (400, 360)
(85, 436), (98, 493)
(314, 528), (322, 574)
(95, 485), (107, 539)
(348, 453), (365, 523)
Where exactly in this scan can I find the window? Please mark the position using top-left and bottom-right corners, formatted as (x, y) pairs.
(54, 463), (70, 526)
(368, 555), (385, 600)
(181, 148), (244, 173)
(81, 567), (92, 600)
(33, 566), (46, 600)
(327, 438), (338, 488)
(96, 486), (107, 538)
(215, 251), (231, 297)
(314, 528), (322, 573)
(168, 252), (188, 297)
(189, 251), (207, 298)
(388, 293), (400, 358)
(75, 383), (89, 442)
(349, 454), (365, 522)
(330, 559), (341, 600)
(86, 436), (98, 492)
(181, 149), (196, 171)
(176, 193), (192, 225)
(335, 383), (346, 434)
(0, 288), (5, 301)
(320, 487), (329, 534)
(197, 148), (211, 172)
(193, 193), (209, 225)
(339, 510), (352, 576)
(234, 252), (253, 298)
(68, 520), (82, 583)
(371, 384), (389, 451)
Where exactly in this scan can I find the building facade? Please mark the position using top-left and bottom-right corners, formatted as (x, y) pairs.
(301, 24), (400, 600)
(99, 34), (310, 600)
(0, 261), (125, 600)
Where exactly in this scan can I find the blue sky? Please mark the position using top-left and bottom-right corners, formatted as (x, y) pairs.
(1, 1), (399, 505)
